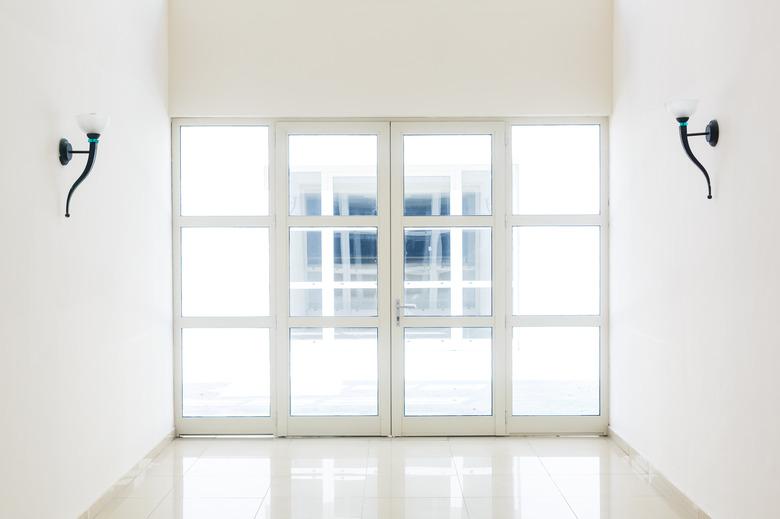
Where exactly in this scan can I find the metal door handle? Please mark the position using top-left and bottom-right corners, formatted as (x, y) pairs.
(395, 299), (416, 326)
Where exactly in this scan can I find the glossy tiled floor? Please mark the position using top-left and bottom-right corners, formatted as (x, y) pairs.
(96, 437), (688, 519)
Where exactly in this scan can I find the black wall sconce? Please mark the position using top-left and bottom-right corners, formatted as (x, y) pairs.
(667, 99), (719, 199)
(58, 113), (109, 217)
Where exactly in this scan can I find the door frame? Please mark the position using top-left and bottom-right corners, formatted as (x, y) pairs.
(171, 117), (609, 437)
(172, 118), (277, 435)
(389, 122), (507, 436)
(274, 122), (392, 436)
(504, 117), (610, 434)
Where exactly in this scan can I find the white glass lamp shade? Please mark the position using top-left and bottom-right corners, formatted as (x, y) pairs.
(77, 113), (109, 134)
(666, 99), (698, 119)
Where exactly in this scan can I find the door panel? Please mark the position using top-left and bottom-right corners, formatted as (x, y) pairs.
(276, 122), (391, 436)
(390, 123), (507, 436)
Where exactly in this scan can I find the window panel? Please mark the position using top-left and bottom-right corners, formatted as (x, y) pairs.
(182, 328), (271, 417)
(181, 227), (270, 317)
(512, 327), (600, 416)
(403, 135), (491, 216)
(289, 135), (378, 216)
(289, 228), (378, 316)
(290, 328), (378, 416)
(180, 126), (269, 216)
(512, 125), (600, 215)
(404, 228), (491, 316)
(513, 226), (599, 316)
(404, 328), (492, 416)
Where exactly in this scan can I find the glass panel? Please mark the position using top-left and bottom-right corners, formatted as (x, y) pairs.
(404, 135), (491, 216)
(181, 228), (269, 317)
(290, 328), (378, 416)
(289, 228), (377, 317)
(404, 228), (491, 316)
(180, 126), (269, 216)
(182, 328), (271, 417)
(513, 226), (599, 315)
(289, 135), (378, 216)
(404, 328), (492, 416)
(512, 125), (600, 215)
(512, 327), (600, 415)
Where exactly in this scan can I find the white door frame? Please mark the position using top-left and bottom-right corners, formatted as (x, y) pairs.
(504, 118), (609, 434)
(275, 122), (392, 436)
(171, 117), (609, 437)
(389, 122), (507, 436)
(172, 118), (277, 435)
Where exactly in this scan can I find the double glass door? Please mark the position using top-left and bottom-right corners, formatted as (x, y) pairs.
(276, 122), (504, 436)
(173, 119), (606, 436)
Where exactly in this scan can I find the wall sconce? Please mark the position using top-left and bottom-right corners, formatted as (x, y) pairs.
(58, 113), (109, 217)
(667, 99), (719, 199)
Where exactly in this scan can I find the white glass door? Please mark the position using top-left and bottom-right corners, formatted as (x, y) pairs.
(172, 118), (607, 437)
(390, 123), (507, 436)
(276, 123), (391, 436)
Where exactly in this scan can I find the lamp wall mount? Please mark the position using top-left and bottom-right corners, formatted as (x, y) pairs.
(58, 113), (108, 218)
(676, 117), (719, 199)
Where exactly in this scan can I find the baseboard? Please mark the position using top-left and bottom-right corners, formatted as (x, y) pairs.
(608, 427), (712, 519)
(77, 429), (175, 519)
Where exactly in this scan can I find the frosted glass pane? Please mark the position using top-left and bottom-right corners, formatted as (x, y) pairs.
(182, 328), (271, 417)
(289, 228), (377, 317)
(289, 135), (377, 216)
(290, 328), (378, 416)
(404, 328), (492, 416)
(180, 126), (269, 216)
(512, 327), (600, 416)
(513, 227), (599, 315)
(512, 125), (600, 215)
(404, 135), (492, 216)
(181, 228), (269, 317)
(404, 228), (491, 316)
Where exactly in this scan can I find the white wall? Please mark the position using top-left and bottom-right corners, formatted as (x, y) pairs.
(610, 1), (780, 517)
(169, 0), (612, 117)
(0, 1), (172, 518)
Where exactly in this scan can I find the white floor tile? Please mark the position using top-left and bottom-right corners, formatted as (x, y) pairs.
(199, 438), (289, 458)
(449, 437), (535, 457)
(143, 452), (199, 476)
(255, 496), (364, 519)
(274, 457), (368, 476)
(465, 496), (577, 519)
(564, 495), (688, 519)
(266, 473), (367, 498)
(369, 438), (452, 458)
(159, 439), (211, 458)
(176, 474), (271, 498)
(453, 454), (547, 477)
(148, 496), (262, 519)
(114, 475), (175, 500)
(551, 473), (661, 499)
(287, 438), (370, 458)
(94, 497), (162, 519)
(528, 437), (625, 457)
(458, 472), (562, 498)
(364, 472), (464, 498)
(102, 437), (689, 519)
(186, 457), (273, 477)
(362, 497), (470, 519)
(538, 454), (637, 475)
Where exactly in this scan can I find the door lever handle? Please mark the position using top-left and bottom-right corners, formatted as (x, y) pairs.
(395, 299), (416, 326)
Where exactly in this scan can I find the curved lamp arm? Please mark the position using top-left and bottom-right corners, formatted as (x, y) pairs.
(63, 133), (100, 217)
(678, 121), (712, 200)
